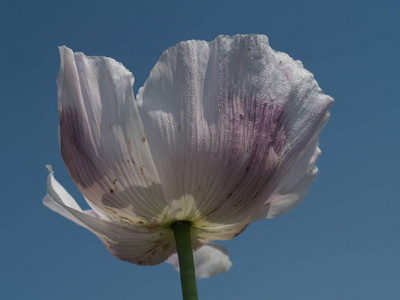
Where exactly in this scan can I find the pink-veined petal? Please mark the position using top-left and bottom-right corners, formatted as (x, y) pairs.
(166, 244), (232, 279)
(57, 46), (171, 225)
(44, 166), (176, 265)
(137, 35), (333, 234)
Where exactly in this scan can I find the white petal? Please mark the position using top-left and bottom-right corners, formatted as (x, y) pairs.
(166, 244), (232, 279)
(137, 35), (333, 230)
(264, 126), (328, 218)
(43, 193), (86, 227)
(57, 47), (170, 224)
(44, 167), (176, 265)
(45, 165), (83, 211)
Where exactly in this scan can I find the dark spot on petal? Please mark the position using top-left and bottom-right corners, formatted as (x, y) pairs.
(140, 166), (144, 175)
(208, 207), (219, 216)
(233, 199), (243, 207)
(102, 181), (167, 215)
(109, 189), (114, 193)
(142, 137), (146, 143)
(226, 192), (233, 200)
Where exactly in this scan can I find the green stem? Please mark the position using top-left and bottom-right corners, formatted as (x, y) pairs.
(171, 221), (199, 300)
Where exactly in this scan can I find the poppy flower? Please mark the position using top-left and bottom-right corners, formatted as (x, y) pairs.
(44, 34), (333, 279)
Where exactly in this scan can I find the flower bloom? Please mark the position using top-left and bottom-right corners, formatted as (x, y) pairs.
(44, 34), (333, 278)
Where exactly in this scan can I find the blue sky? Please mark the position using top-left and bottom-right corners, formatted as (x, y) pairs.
(1, 0), (399, 299)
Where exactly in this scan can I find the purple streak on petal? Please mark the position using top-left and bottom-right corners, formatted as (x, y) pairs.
(60, 106), (102, 190)
(138, 35), (332, 230)
(57, 47), (171, 223)
(200, 93), (288, 223)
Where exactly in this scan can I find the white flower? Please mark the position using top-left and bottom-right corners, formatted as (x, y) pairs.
(44, 34), (333, 278)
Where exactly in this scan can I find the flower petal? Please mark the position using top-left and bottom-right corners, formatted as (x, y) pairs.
(137, 35), (333, 232)
(166, 244), (232, 279)
(44, 166), (176, 265)
(263, 126), (328, 218)
(57, 46), (170, 225)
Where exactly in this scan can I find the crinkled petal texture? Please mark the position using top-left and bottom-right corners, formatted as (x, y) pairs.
(137, 34), (333, 229)
(47, 35), (332, 277)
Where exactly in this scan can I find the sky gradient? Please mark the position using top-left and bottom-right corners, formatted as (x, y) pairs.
(1, 0), (399, 299)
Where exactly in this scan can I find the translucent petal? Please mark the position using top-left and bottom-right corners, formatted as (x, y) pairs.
(57, 47), (170, 225)
(47, 36), (333, 274)
(137, 35), (333, 229)
(264, 128), (327, 218)
(166, 244), (232, 279)
(44, 166), (175, 265)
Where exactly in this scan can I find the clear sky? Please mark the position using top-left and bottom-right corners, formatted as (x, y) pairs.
(1, 0), (399, 299)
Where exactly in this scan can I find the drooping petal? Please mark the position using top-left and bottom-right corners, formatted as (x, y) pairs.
(137, 35), (333, 235)
(44, 166), (176, 265)
(57, 47), (171, 225)
(166, 244), (232, 279)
